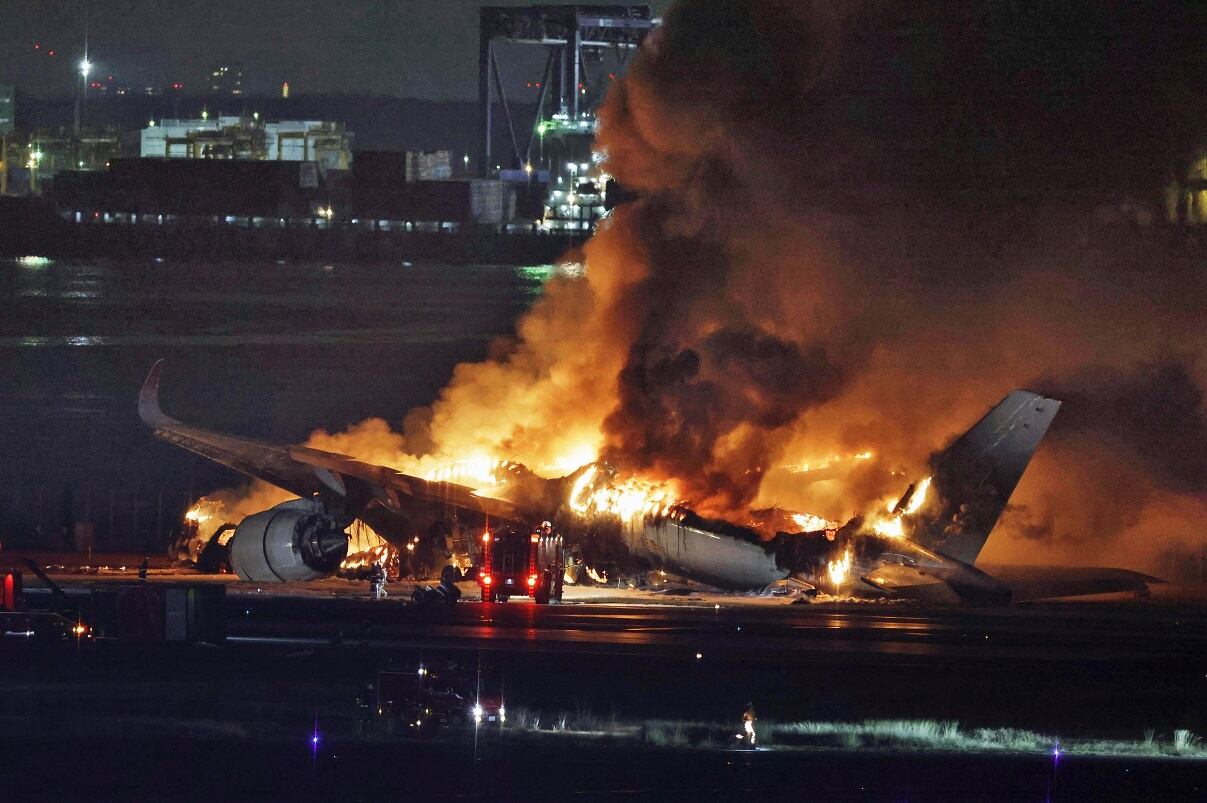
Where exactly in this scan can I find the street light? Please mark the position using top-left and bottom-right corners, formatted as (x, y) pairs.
(74, 57), (94, 137)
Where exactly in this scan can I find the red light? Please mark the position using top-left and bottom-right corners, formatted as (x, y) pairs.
(527, 575), (537, 588)
(34, 43), (40, 49)
(482, 575), (492, 586)
(48, 50), (56, 56)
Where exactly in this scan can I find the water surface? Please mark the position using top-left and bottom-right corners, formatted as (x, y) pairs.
(0, 256), (548, 549)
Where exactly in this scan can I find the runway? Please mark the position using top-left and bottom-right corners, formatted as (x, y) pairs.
(7, 569), (1207, 799)
(16, 569), (1207, 738)
(223, 587), (1207, 664)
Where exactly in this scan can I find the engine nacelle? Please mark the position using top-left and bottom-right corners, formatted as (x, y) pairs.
(228, 499), (349, 582)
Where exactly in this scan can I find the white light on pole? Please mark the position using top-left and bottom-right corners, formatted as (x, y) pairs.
(79, 59), (93, 79)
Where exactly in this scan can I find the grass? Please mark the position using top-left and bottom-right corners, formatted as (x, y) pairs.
(502, 710), (1206, 760)
(1174, 729), (1202, 754)
(773, 721), (1205, 758)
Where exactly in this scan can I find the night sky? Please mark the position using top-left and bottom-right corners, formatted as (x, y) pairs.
(0, 0), (672, 99)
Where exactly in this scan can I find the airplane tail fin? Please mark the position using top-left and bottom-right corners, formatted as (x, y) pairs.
(910, 390), (1061, 564)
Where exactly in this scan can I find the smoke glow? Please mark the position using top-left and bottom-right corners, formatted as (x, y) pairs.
(209, 2), (1205, 578)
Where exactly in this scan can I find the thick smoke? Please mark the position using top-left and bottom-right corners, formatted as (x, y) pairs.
(287, 1), (1205, 573)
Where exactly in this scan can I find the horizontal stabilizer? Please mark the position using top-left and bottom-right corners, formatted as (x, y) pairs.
(980, 565), (1162, 602)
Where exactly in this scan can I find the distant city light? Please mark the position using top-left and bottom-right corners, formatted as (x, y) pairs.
(79, 58), (92, 78)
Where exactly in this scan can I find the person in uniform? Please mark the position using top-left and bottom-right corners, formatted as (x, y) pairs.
(369, 562), (387, 599)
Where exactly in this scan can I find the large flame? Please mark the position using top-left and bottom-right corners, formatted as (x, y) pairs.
(206, 2), (1206, 579)
(784, 451), (875, 474)
(902, 476), (932, 516)
(791, 512), (838, 531)
(827, 547), (853, 587)
(864, 476), (932, 540)
(424, 455), (501, 487)
(568, 464), (683, 521)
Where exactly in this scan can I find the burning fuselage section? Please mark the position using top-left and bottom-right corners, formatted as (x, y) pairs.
(464, 390), (1066, 601)
(143, 364), (1156, 603)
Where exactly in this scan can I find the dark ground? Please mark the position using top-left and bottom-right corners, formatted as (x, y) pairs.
(4, 583), (1206, 800)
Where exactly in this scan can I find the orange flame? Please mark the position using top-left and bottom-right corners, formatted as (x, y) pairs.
(865, 475), (932, 539)
(568, 465), (683, 521)
(791, 512), (838, 531)
(827, 547), (853, 586)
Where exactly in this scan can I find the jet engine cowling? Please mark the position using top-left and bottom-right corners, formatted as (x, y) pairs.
(228, 499), (349, 582)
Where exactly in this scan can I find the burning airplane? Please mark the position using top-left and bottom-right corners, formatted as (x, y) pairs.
(141, 361), (1157, 602)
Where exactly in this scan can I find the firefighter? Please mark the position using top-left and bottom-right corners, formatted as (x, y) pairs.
(369, 562), (387, 600)
(742, 702), (757, 746)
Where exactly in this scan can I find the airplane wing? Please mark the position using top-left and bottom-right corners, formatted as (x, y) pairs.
(139, 360), (518, 521)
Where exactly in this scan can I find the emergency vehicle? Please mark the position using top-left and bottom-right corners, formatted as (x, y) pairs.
(477, 524), (564, 604)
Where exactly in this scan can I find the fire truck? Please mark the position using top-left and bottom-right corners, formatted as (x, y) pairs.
(477, 524), (564, 604)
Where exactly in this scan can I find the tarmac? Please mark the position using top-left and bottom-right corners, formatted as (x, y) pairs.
(5, 559), (1206, 800)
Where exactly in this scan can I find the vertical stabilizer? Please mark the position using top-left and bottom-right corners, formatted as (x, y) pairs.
(912, 390), (1061, 564)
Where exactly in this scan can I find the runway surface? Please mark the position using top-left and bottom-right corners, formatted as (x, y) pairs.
(7, 570), (1207, 799)
(17, 570), (1207, 737)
